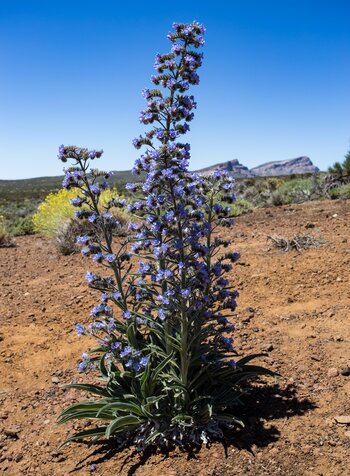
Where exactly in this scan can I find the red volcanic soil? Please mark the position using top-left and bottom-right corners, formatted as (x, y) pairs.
(1, 199), (350, 475)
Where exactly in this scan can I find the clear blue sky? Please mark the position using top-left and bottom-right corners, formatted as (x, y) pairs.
(1, 0), (350, 179)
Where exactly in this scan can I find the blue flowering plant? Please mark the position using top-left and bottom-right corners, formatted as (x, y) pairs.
(58, 22), (276, 450)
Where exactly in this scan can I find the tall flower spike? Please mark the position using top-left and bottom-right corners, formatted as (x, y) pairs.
(58, 22), (275, 452)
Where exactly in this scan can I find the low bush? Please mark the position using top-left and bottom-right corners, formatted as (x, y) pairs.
(270, 191), (286, 206)
(276, 178), (312, 203)
(32, 188), (129, 253)
(0, 216), (16, 248)
(230, 198), (253, 216)
(8, 215), (35, 236)
(329, 183), (350, 200)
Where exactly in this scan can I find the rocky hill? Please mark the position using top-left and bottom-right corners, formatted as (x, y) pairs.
(198, 159), (255, 177)
(197, 156), (319, 178)
(250, 156), (319, 176)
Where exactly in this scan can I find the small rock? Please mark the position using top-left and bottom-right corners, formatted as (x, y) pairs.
(327, 367), (338, 378)
(261, 343), (274, 352)
(14, 453), (23, 463)
(336, 277), (342, 282)
(51, 376), (60, 384)
(334, 415), (350, 424)
(305, 223), (315, 229)
(4, 426), (21, 439)
(340, 367), (350, 376)
(332, 214), (338, 218)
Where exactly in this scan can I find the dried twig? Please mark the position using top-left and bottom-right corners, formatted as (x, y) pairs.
(267, 234), (326, 252)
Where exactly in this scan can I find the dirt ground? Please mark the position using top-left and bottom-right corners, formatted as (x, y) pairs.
(1, 199), (350, 476)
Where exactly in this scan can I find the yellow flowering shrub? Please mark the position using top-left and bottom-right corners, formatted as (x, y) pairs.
(32, 188), (126, 237)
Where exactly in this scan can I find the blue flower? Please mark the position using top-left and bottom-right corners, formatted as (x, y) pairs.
(180, 288), (191, 299)
(105, 254), (116, 263)
(75, 323), (85, 336)
(158, 308), (167, 321)
(120, 346), (133, 358)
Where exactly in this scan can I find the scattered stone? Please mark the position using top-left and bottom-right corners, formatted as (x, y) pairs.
(261, 343), (274, 352)
(332, 214), (338, 218)
(336, 277), (342, 282)
(14, 453), (23, 463)
(51, 376), (60, 384)
(4, 426), (21, 439)
(305, 223), (315, 229)
(327, 368), (338, 378)
(340, 367), (350, 376)
(334, 416), (350, 425)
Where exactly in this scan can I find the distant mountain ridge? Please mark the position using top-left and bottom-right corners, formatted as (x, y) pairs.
(197, 156), (319, 178)
(0, 157), (320, 195)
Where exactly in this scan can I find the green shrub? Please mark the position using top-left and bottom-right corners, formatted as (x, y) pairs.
(278, 178), (312, 194)
(229, 198), (253, 216)
(329, 183), (350, 200)
(270, 191), (286, 206)
(276, 178), (312, 203)
(0, 216), (16, 248)
(328, 150), (350, 177)
(9, 215), (35, 236)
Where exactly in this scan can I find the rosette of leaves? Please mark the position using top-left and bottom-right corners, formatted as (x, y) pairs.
(58, 21), (276, 450)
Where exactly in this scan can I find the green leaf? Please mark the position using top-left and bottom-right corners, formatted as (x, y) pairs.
(59, 426), (108, 448)
(105, 415), (141, 439)
(100, 355), (109, 378)
(235, 353), (267, 366)
(148, 352), (174, 394)
(64, 383), (110, 397)
(96, 401), (144, 418)
(126, 323), (137, 348)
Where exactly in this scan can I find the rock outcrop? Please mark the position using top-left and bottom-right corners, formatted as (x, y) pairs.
(250, 157), (319, 176)
(198, 159), (256, 178)
(198, 156), (319, 178)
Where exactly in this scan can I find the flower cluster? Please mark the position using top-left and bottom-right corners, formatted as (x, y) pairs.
(59, 22), (273, 451)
